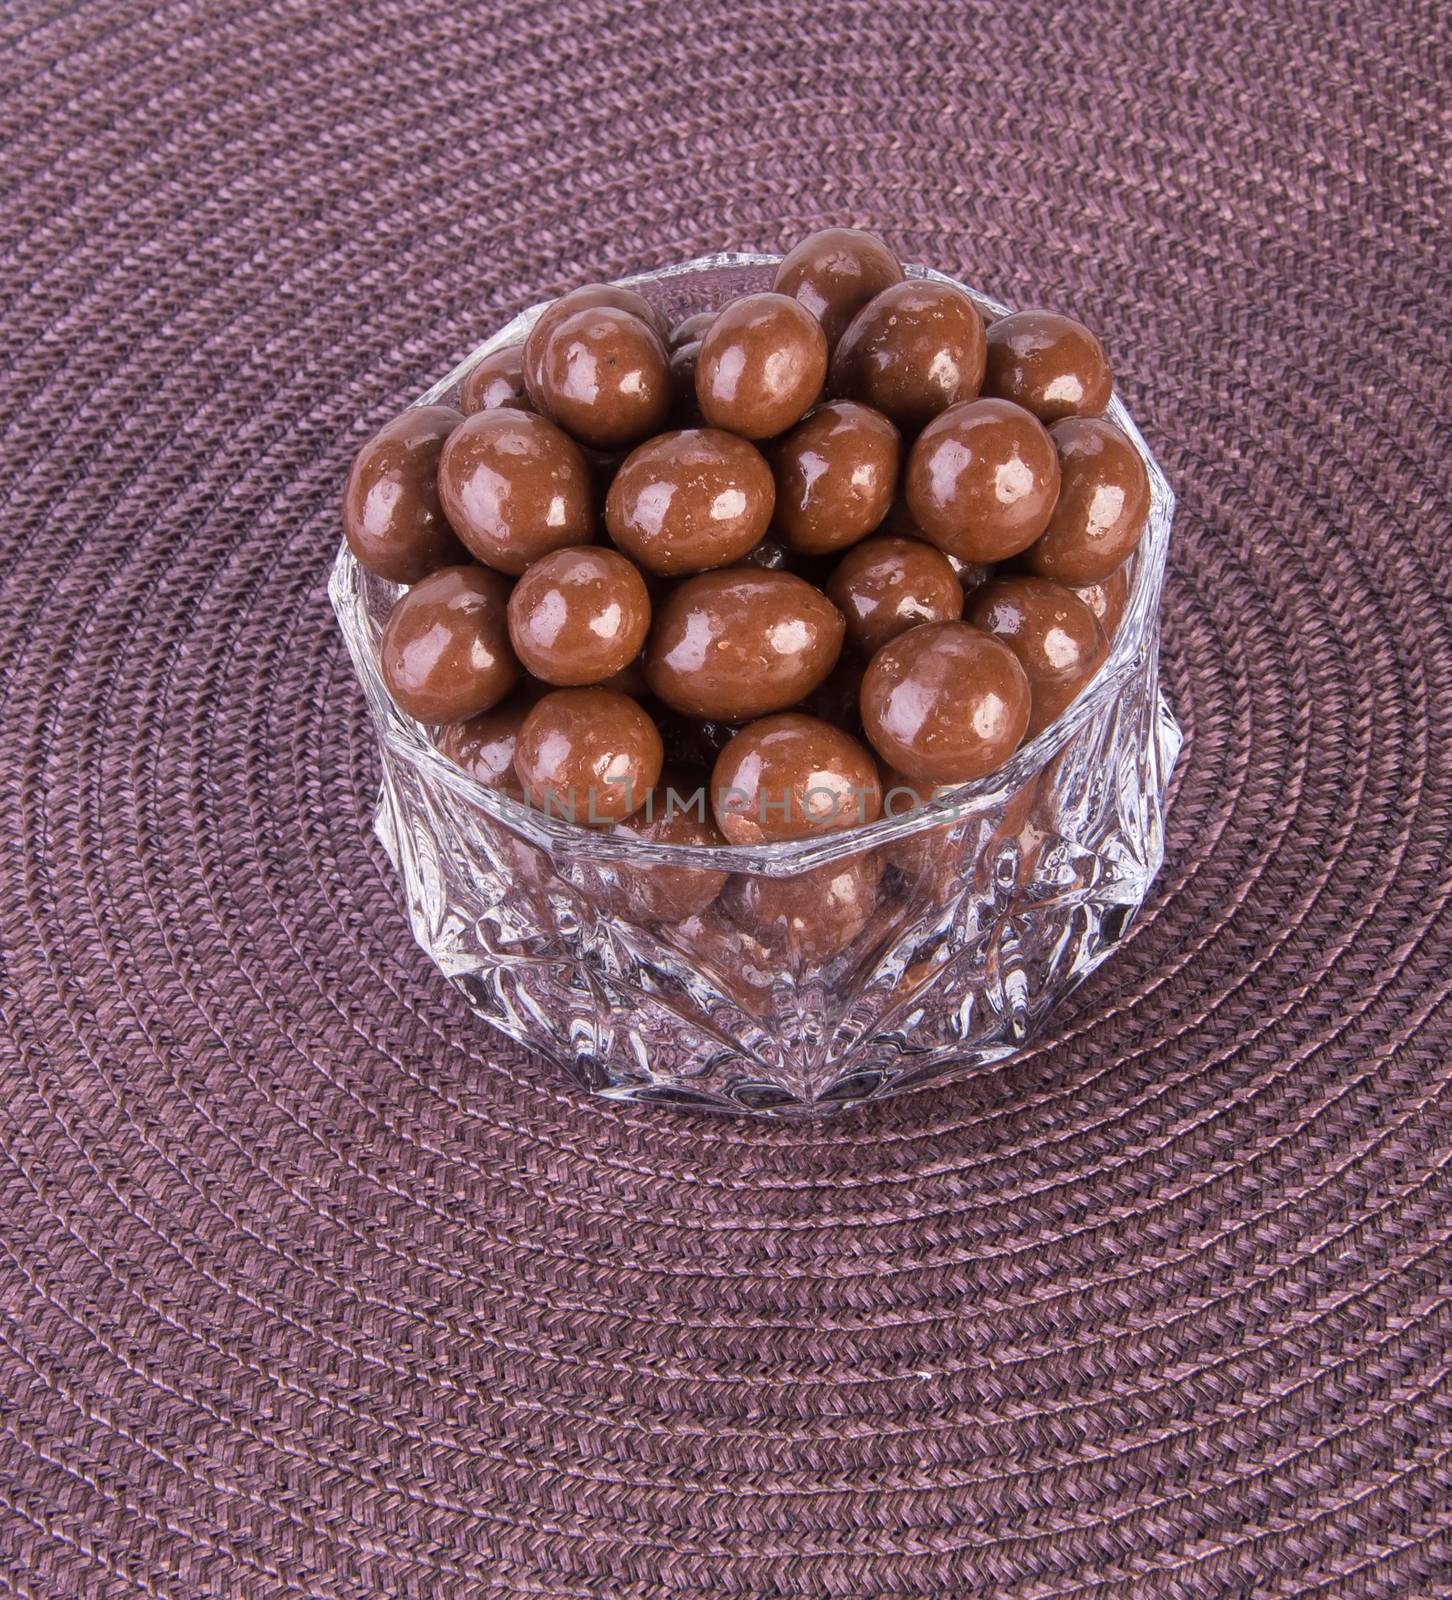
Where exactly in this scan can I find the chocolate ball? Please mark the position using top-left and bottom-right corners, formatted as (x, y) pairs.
(1067, 561), (1132, 638)
(711, 713), (882, 845)
(506, 545), (651, 685)
(965, 575), (1109, 737)
(532, 305), (671, 449)
(380, 564), (518, 723)
(983, 310), (1112, 421)
(829, 280), (986, 431)
(722, 852), (882, 963)
(772, 400), (901, 555)
(522, 283), (667, 403)
(904, 398), (1061, 563)
(772, 227), (904, 349)
(342, 406), (468, 584)
(860, 621), (1030, 784)
(613, 770), (730, 924)
(439, 695), (534, 794)
(605, 428), (774, 575)
(1023, 417), (1150, 583)
(458, 344), (531, 414)
(826, 535), (963, 655)
(645, 569), (845, 722)
(514, 688), (662, 824)
(695, 292), (828, 439)
(437, 409), (595, 576)
(669, 311), (717, 350)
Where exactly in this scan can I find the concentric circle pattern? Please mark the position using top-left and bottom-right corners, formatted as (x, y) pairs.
(2, 2), (1449, 1595)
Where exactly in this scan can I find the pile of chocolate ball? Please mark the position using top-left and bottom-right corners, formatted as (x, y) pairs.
(343, 228), (1149, 879)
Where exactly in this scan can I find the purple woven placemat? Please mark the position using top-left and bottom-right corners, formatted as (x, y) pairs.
(2, 1), (1450, 1595)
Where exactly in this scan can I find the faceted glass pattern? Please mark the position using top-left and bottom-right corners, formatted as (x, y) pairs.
(330, 255), (1181, 1115)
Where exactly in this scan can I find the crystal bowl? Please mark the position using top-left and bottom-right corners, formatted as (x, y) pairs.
(330, 253), (1181, 1115)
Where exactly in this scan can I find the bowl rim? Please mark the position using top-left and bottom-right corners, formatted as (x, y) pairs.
(330, 251), (1174, 878)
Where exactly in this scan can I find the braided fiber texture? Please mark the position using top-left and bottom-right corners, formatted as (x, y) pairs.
(2, 1), (1450, 1594)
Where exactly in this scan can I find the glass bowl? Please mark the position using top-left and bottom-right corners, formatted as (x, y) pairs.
(330, 253), (1181, 1116)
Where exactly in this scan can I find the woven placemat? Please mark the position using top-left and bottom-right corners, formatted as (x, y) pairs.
(3, 1), (1450, 1594)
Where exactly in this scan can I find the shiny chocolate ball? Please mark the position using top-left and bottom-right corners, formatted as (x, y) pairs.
(506, 545), (651, 685)
(711, 713), (882, 845)
(826, 535), (963, 656)
(380, 564), (518, 723)
(458, 344), (532, 415)
(437, 409), (595, 575)
(1023, 417), (1150, 582)
(721, 852), (882, 963)
(965, 575), (1108, 736)
(695, 292), (828, 439)
(605, 428), (774, 575)
(904, 398), (1060, 563)
(532, 305), (671, 448)
(983, 310), (1112, 421)
(522, 283), (667, 404)
(829, 280), (986, 431)
(438, 695), (535, 795)
(513, 688), (662, 824)
(342, 405), (468, 583)
(1067, 561), (1132, 638)
(773, 227), (905, 349)
(645, 569), (844, 721)
(669, 311), (717, 350)
(613, 770), (730, 923)
(860, 620), (1030, 784)
(772, 400), (900, 555)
